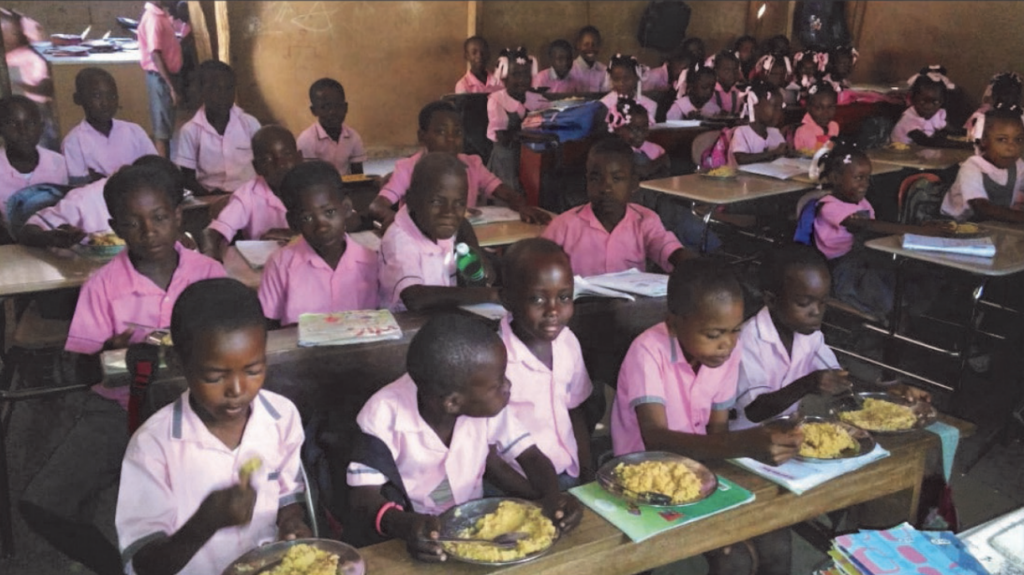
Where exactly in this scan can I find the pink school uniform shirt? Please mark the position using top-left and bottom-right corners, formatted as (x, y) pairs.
(890, 107), (947, 144)
(258, 235), (380, 325)
(377, 150), (501, 208)
(454, 69), (504, 94)
(941, 155), (1024, 221)
(542, 203), (683, 277)
(730, 306), (841, 430)
(6, 45), (50, 105)
(173, 105), (261, 193)
(611, 322), (740, 456)
(793, 113), (839, 153)
(813, 194), (874, 260)
(138, 1), (183, 74)
(727, 125), (786, 167)
(486, 90), (551, 142)
(0, 146), (67, 221)
(206, 175), (286, 241)
(533, 68), (578, 93)
(569, 56), (610, 93)
(666, 96), (722, 121)
(642, 64), (670, 93)
(117, 389), (304, 575)
(377, 205), (456, 311)
(713, 83), (745, 116)
(296, 122), (367, 176)
(62, 119), (157, 181)
(635, 140), (665, 161)
(498, 315), (592, 478)
(25, 177), (110, 235)
(346, 374), (535, 515)
(599, 92), (658, 123)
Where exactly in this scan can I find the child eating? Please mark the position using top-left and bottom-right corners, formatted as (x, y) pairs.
(793, 80), (840, 155)
(891, 65), (969, 148)
(729, 79), (787, 166)
(455, 35), (503, 94)
(117, 278), (311, 575)
(296, 78), (367, 175)
(486, 46), (550, 192)
(0, 94), (67, 224)
(569, 25), (609, 93)
(259, 161), (379, 327)
(666, 61), (721, 120)
(346, 313), (582, 560)
(533, 39), (578, 94)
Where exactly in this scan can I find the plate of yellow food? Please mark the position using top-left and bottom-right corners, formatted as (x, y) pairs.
(596, 451), (718, 507)
(81, 231), (126, 258)
(221, 539), (365, 575)
(833, 393), (937, 434)
(439, 498), (558, 566)
(699, 166), (738, 179)
(793, 416), (875, 462)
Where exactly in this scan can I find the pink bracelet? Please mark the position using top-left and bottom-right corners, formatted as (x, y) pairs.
(375, 501), (404, 536)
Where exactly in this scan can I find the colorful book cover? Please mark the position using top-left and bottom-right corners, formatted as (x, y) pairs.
(834, 523), (983, 575)
(297, 310), (402, 347)
(568, 476), (754, 543)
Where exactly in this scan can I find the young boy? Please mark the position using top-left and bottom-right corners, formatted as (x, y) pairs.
(378, 151), (499, 312)
(569, 26), (609, 93)
(137, 0), (183, 158)
(533, 40), (578, 94)
(296, 78), (367, 175)
(0, 94), (67, 223)
(62, 68), (157, 185)
(18, 164), (225, 575)
(202, 125), (301, 260)
(454, 36), (503, 94)
(174, 60), (261, 195)
(542, 137), (690, 277)
(117, 278), (311, 575)
(259, 160), (379, 327)
(346, 314), (581, 561)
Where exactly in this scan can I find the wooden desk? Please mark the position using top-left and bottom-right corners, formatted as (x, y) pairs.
(866, 146), (973, 171)
(0, 245), (106, 297)
(476, 220), (547, 248)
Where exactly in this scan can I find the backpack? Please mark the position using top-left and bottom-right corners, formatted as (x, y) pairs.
(637, 0), (692, 52)
(531, 100), (605, 142)
(902, 177), (948, 225)
(4, 183), (70, 238)
(794, 196), (822, 246)
(856, 116), (895, 150)
(699, 127), (735, 170)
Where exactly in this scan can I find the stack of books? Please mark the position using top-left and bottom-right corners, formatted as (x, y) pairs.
(818, 523), (989, 574)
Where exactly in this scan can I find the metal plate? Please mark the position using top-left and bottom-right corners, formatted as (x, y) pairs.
(221, 538), (365, 575)
(832, 392), (938, 434)
(596, 451), (718, 507)
(792, 416), (877, 462)
(438, 498), (558, 566)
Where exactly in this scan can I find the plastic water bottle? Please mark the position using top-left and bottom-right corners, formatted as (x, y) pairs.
(455, 242), (486, 285)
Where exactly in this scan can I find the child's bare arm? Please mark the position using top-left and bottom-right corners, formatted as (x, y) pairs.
(744, 370), (851, 424)
(491, 184), (552, 224)
(733, 145), (785, 165)
(180, 167), (212, 196)
(484, 447), (538, 498)
(150, 50), (181, 107)
(968, 198), (1024, 223)
(399, 285), (500, 312)
(668, 247), (699, 268)
(569, 406), (594, 483)
(516, 446), (582, 532)
(906, 129), (972, 149)
(276, 503), (312, 541)
(18, 223), (87, 249)
(200, 228), (230, 261)
(368, 196), (397, 228)
(348, 485), (445, 562)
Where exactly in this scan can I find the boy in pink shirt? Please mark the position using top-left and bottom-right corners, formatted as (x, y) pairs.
(532, 40), (578, 94)
(346, 314), (581, 558)
(296, 78), (366, 175)
(793, 81), (840, 155)
(569, 26), (609, 93)
(542, 137), (689, 277)
(259, 161), (380, 327)
(174, 60), (261, 195)
(137, 0), (183, 158)
(203, 125), (301, 261)
(62, 68), (157, 185)
(0, 95), (67, 224)
(19, 163), (225, 575)
(117, 278), (311, 575)
(454, 36), (503, 94)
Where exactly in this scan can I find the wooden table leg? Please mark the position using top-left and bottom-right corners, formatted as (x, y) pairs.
(848, 444), (927, 529)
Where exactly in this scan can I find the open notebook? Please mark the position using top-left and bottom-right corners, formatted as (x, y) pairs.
(738, 157), (813, 180)
(235, 240), (282, 269)
(901, 234), (996, 257)
(574, 269), (669, 301)
(297, 310), (403, 347)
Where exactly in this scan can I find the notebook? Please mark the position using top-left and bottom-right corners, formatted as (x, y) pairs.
(729, 444), (890, 495)
(297, 310), (403, 347)
(234, 240), (282, 269)
(901, 234), (996, 257)
(467, 206), (522, 225)
(583, 268), (669, 298)
(573, 276), (636, 301)
(737, 157), (813, 180)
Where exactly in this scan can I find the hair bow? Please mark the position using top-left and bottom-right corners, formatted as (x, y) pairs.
(495, 47), (536, 79)
(907, 65), (955, 90)
(813, 52), (829, 72)
(606, 95), (636, 132)
(742, 85), (769, 123)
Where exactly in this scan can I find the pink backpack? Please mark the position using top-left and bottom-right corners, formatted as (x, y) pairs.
(699, 127), (736, 170)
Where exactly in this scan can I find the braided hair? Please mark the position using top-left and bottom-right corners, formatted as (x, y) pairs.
(811, 137), (868, 182)
(495, 46), (537, 79)
(608, 53), (647, 98)
(675, 59), (716, 99)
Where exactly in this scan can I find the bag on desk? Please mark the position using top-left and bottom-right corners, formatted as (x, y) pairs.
(532, 101), (604, 142)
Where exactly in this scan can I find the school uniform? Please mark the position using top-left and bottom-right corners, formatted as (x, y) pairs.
(117, 390), (305, 575)
(174, 105), (261, 193)
(62, 119), (157, 183)
(25, 177), (110, 235)
(727, 125), (786, 167)
(206, 175), (287, 242)
(642, 64), (670, 93)
(0, 146), (68, 221)
(611, 322), (740, 456)
(259, 235), (380, 325)
(941, 155), (1024, 221)
(598, 92), (658, 123)
(376, 149), (502, 208)
(377, 205), (457, 312)
(793, 113), (840, 153)
(813, 194), (873, 260)
(486, 89), (550, 191)
(498, 315), (592, 478)
(730, 307), (841, 430)
(454, 70), (503, 94)
(568, 56), (610, 93)
(296, 122), (367, 176)
(138, 1), (182, 140)
(962, 106), (989, 134)
(890, 107), (947, 144)
(346, 374), (535, 515)
(713, 83), (745, 116)
(666, 96), (722, 121)
(541, 202), (683, 277)
(533, 68), (578, 93)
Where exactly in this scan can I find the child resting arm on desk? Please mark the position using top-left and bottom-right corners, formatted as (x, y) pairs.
(891, 66), (972, 149)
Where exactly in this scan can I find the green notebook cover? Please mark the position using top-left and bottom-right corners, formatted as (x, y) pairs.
(569, 476), (755, 543)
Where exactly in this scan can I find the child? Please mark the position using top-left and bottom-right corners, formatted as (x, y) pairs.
(61, 68), (157, 185)
(794, 47), (828, 91)
(826, 44), (858, 89)
(18, 163), (225, 575)
(542, 137), (690, 276)
(608, 97), (670, 181)
(137, 0), (183, 158)
(728, 79), (787, 166)
(174, 60), (262, 195)
(761, 34), (791, 58)
(296, 78), (367, 176)
(117, 278), (311, 575)
(644, 44), (693, 99)
(533, 39), (578, 94)
(346, 313), (581, 560)
(454, 35), (503, 94)
(963, 72), (1023, 135)
(708, 50), (745, 115)
(891, 66), (967, 148)
(681, 37), (706, 63)
(599, 54), (657, 122)
(666, 61), (721, 120)
(378, 152), (499, 312)
(751, 52), (793, 92)
(0, 95), (67, 223)
(1, 9), (57, 150)
(610, 258), (800, 575)
(942, 104), (1024, 223)
(793, 81), (840, 156)
(569, 25), (609, 93)
(202, 125), (302, 260)
(369, 101), (548, 229)
(735, 34), (759, 80)
(259, 160), (379, 326)
(486, 47), (550, 193)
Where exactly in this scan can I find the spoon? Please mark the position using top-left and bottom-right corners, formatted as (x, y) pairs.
(435, 531), (529, 549)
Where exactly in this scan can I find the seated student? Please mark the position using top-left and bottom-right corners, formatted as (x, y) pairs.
(568, 25), (609, 93)
(793, 80), (840, 155)
(117, 278), (311, 575)
(666, 61), (721, 120)
(62, 68), (158, 186)
(761, 34), (791, 59)
(346, 313), (582, 560)
(542, 137), (690, 277)
(793, 47), (828, 92)
(259, 161), (379, 327)
(533, 39), (578, 94)
(735, 34), (759, 80)
(610, 258), (801, 575)
(598, 54), (658, 122)
(942, 104), (1024, 223)
(18, 164), (225, 575)
(963, 72), (1023, 135)
(728, 79), (787, 166)
(202, 125), (302, 260)
(454, 35), (503, 94)
(368, 101), (548, 229)
(174, 60), (262, 195)
(486, 46), (551, 193)
(891, 66), (969, 148)
(378, 152), (499, 312)
(826, 44), (858, 90)
(707, 50), (745, 116)
(608, 96), (670, 181)
(652, 47), (695, 123)
(296, 78), (366, 175)
(750, 51), (797, 106)
(0, 94), (67, 223)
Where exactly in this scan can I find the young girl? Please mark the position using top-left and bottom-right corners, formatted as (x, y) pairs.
(599, 54), (657, 122)
(793, 47), (828, 91)
(666, 61), (721, 120)
(751, 51), (796, 105)
(734, 35), (759, 80)
(569, 25), (609, 93)
(0, 95), (67, 224)
(890, 65), (968, 148)
(653, 47), (695, 122)
(707, 50), (745, 115)
(608, 96), (669, 180)
(826, 44), (858, 89)
(533, 39), (578, 94)
(486, 46), (550, 192)
(728, 79), (787, 167)
(454, 36), (503, 94)
(793, 80), (840, 155)
(963, 72), (1023, 135)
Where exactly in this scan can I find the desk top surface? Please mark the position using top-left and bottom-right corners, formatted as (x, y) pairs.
(0, 245), (107, 296)
(789, 160), (903, 185)
(865, 224), (1024, 276)
(866, 145), (972, 171)
(641, 173), (812, 204)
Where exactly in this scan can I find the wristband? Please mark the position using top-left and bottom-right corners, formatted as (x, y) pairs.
(375, 501), (404, 537)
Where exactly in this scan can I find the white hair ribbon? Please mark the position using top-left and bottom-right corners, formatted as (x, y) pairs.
(813, 52), (829, 73)
(907, 65), (956, 90)
(808, 142), (833, 181)
(742, 86), (760, 123)
(606, 96), (634, 132)
(675, 69), (689, 99)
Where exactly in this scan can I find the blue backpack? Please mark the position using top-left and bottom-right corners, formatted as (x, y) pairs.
(794, 194), (825, 246)
(5, 183), (71, 238)
(533, 100), (605, 142)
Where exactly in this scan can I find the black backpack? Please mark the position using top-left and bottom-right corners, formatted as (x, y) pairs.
(637, 0), (691, 52)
